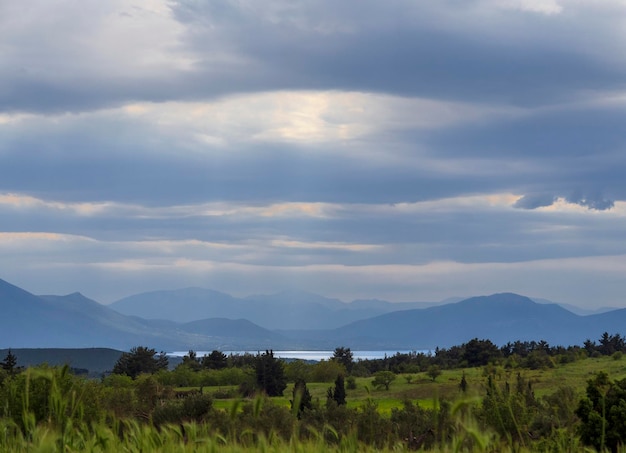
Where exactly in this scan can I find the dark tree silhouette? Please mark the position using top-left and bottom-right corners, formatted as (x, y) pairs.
(202, 350), (228, 370)
(1, 349), (17, 374)
(463, 338), (501, 367)
(577, 371), (626, 452)
(327, 374), (346, 405)
(112, 346), (168, 379)
(290, 378), (313, 418)
(332, 346), (354, 373)
(254, 350), (286, 396)
(181, 350), (201, 371)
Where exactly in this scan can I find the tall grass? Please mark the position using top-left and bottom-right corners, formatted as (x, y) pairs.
(2, 366), (626, 452)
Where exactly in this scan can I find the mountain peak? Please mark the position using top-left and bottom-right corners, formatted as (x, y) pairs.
(456, 293), (536, 306)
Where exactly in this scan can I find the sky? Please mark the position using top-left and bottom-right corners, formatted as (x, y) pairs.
(2, 0), (626, 308)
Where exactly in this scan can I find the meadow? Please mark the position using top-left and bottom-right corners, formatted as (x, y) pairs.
(2, 344), (626, 452)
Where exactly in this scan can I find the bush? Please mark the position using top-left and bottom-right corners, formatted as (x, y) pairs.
(152, 393), (213, 426)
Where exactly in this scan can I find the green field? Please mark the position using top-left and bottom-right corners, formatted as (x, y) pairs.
(202, 356), (626, 415)
(3, 353), (626, 451)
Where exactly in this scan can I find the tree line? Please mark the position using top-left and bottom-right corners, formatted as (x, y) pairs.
(3, 332), (626, 451)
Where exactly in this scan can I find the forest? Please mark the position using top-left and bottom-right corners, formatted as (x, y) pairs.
(2, 333), (626, 452)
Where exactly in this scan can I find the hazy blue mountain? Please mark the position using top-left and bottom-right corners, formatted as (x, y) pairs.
(5, 277), (626, 351)
(0, 279), (188, 349)
(531, 297), (619, 316)
(109, 287), (241, 322)
(177, 318), (292, 350)
(40, 293), (154, 334)
(0, 279), (292, 350)
(314, 293), (610, 349)
(109, 287), (439, 329)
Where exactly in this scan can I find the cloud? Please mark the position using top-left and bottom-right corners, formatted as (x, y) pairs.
(2, 0), (626, 307)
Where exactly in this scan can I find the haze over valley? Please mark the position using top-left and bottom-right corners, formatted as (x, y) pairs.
(2, 277), (624, 352)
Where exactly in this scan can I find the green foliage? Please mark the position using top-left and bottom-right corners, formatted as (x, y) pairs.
(290, 379), (313, 418)
(576, 371), (626, 452)
(332, 346), (354, 373)
(152, 393), (212, 426)
(390, 399), (437, 449)
(309, 359), (346, 383)
(480, 372), (538, 445)
(463, 338), (501, 367)
(201, 350), (228, 370)
(285, 359), (312, 383)
(371, 371), (396, 391)
(355, 399), (391, 447)
(459, 371), (468, 393)
(427, 365), (442, 382)
(1, 349), (18, 375)
(180, 350), (201, 371)
(4, 342), (626, 452)
(254, 350), (287, 397)
(327, 374), (346, 406)
(112, 346), (168, 379)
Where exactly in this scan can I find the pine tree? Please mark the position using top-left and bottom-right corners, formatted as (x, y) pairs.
(254, 350), (287, 396)
(1, 349), (17, 374)
(291, 379), (313, 418)
(327, 374), (346, 405)
(112, 346), (168, 379)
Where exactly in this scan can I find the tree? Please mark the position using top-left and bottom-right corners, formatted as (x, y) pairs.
(463, 338), (501, 367)
(254, 350), (287, 396)
(1, 349), (17, 375)
(327, 374), (346, 405)
(332, 346), (354, 373)
(372, 370), (396, 391)
(310, 359), (346, 382)
(112, 346), (168, 379)
(459, 372), (468, 393)
(181, 350), (201, 371)
(291, 378), (313, 418)
(426, 365), (442, 382)
(576, 371), (626, 452)
(202, 350), (228, 370)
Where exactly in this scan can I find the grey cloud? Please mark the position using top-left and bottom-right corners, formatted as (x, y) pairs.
(514, 194), (557, 209)
(2, 1), (626, 114)
(4, 0), (626, 305)
(170, 1), (626, 107)
(565, 192), (615, 211)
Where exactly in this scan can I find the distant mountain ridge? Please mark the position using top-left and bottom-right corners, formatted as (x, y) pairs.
(2, 278), (626, 351)
(109, 287), (439, 329)
(0, 279), (289, 351)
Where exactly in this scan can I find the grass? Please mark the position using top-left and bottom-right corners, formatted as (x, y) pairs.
(5, 358), (626, 452)
(191, 355), (626, 418)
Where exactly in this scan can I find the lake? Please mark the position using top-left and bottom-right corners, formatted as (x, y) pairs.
(168, 350), (432, 361)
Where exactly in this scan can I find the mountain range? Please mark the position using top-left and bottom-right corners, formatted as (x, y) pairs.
(109, 288), (437, 329)
(1, 277), (625, 351)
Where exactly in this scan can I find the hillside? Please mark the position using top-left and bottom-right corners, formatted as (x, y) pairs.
(0, 279), (289, 350)
(317, 293), (604, 348)
(109, 288), (435, 329)
(0, 348), (123, 374)
(4, 278), (626, 351)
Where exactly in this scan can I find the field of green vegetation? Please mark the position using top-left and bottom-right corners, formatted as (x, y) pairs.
(3, 336), (626, 452)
